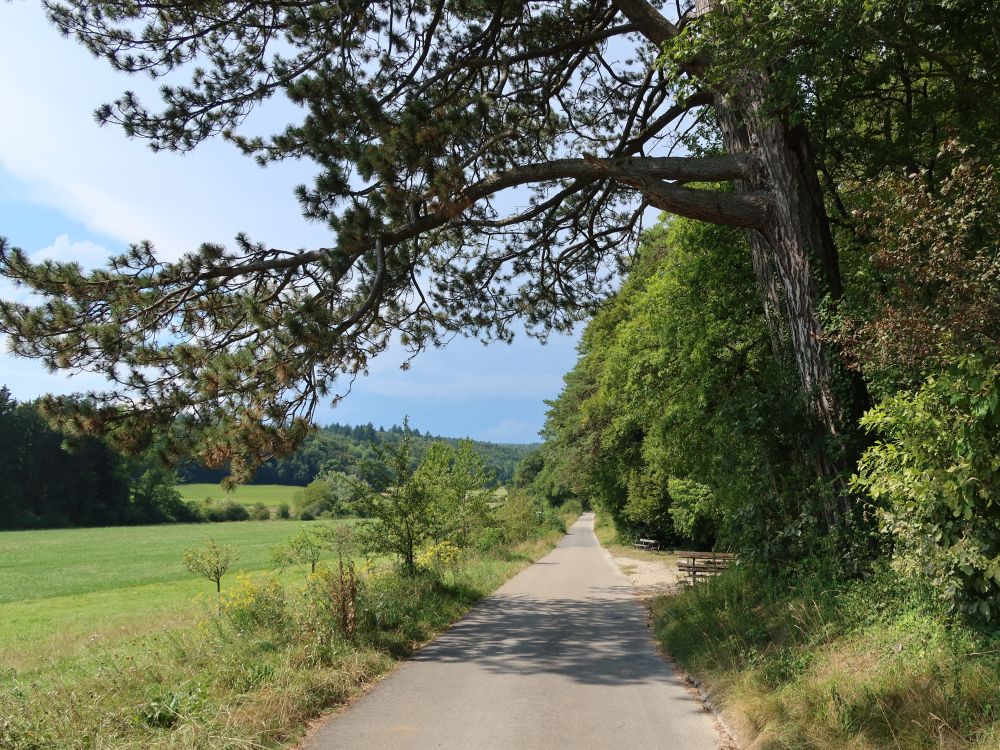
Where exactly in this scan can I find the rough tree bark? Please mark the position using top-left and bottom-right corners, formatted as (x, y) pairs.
(616, 0), (848, 438)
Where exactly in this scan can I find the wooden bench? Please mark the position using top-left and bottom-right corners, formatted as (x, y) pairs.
(675, 550), (736, 585)
(633, 538), (662, 552)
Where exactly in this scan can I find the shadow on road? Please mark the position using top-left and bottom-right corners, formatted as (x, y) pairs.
(411, 583), (668, 687)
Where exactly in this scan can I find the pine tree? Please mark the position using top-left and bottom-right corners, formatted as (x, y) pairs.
(0, 0), (995, 497)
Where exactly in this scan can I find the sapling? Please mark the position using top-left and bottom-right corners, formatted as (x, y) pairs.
(182, 538), (238, 613)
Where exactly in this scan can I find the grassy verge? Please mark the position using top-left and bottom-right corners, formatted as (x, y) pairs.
(0, 532), (563, 749)
(651, 562), (1000, 750)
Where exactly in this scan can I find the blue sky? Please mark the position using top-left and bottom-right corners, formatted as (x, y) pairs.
(0, 3), (582, 444)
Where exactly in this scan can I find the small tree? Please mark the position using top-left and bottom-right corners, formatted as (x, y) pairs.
(272, 524), (350, 573)
(416, 440), (493, 548)
(353, 418), (434, 574)
(182, 538), (238, 612)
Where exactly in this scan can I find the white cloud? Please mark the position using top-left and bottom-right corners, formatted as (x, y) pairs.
(31, 234), (111, 266)
(0, 4), (330, 260)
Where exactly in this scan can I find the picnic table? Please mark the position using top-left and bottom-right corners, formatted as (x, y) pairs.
(633, 537), (661, 552)
(675, 550), (736, 585)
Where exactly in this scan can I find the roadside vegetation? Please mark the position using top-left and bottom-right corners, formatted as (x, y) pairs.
(653, 564), (1000, 749)
(523, 24), (1000, 744)
(0, 429), (571, 750)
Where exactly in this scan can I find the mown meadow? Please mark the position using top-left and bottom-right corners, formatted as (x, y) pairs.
(0, 520), (350, 670)
(175, 484), (301, 509)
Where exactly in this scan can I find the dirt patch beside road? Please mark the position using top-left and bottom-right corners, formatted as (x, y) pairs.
(605, 547), (683, 601)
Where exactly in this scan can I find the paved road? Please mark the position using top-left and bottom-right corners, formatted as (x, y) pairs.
(306, 513), (719, 749)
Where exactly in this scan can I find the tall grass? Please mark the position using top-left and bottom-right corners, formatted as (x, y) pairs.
(0, 535), (561, 750)
(653, 563), (1000, 750)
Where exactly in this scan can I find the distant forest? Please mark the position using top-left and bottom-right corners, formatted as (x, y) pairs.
(0, 387), (191, 530)
(178, 422), (537, 487)
(0, 389), (536, 530)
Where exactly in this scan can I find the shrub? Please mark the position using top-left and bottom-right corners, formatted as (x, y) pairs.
(201, 500), (250, 522)
(415, 540), (461, 574)
(249, 502), (270, 521)
(560, 499), (583, 519)
(496, 491), (538, 543)
(854, 354), (1000, 620)
(541, 504), (565, 535)
(220, 574), (288, 634)
(277, 503), (291, 519)
(474, 526), (504, 553)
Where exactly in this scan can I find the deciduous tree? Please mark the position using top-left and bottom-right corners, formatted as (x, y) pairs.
(182, 538), (238, 610)
(1, 0), (994, 489)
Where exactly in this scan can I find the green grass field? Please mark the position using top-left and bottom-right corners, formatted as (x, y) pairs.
(176, 483), (303, 507)
(0, 519), (349, 670)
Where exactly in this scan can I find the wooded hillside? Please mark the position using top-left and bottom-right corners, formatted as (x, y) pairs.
(178, 422), (536, 487)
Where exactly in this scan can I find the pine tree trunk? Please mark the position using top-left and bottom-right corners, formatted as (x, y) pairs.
(715, 80), (843, 437)
(612, 0), (847, 437)
(715, 76), (876, 529)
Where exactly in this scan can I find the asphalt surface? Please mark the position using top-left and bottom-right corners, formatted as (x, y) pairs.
(306, 513), (719, 749)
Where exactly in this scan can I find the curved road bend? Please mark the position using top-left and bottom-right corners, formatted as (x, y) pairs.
(306, 513), (719, 750)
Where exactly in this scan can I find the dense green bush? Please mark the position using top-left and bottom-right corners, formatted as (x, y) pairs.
(249, 502), (271, 521)
(473, 526), (504, 553)
(855, 355), (1000, 620)
(496, 491), (540, 543)
(200, 499), (250, 522)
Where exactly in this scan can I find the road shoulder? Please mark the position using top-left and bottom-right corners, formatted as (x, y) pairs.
(601, 537), (741, 750)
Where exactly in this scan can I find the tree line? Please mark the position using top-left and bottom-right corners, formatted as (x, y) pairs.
(0, 388), (189, 529)
(178, 422), (536, 487)
(523, 139), (999, 618)
(0, 393), (536, 530)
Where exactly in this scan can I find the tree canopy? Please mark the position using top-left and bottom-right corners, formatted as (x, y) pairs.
(0, 0), (997, 479)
